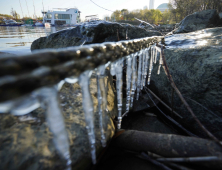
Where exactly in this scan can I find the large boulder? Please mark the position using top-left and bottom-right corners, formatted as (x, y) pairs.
(0, 70), (116, 170)
(31, 21), (162, 51)
(173, 9), (221, 34)
(149, 27), (222, 139)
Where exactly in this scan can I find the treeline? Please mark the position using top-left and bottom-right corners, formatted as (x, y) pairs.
(0, 14), (13, 18)
(109, 0), (222, 24)
(169, 0), (222, 22)
(109, 9), (173, 25)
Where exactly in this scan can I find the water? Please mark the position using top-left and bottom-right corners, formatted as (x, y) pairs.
(0, 26), (73, 55)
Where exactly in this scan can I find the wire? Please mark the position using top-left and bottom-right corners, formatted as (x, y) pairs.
(90, 0), (114, 12)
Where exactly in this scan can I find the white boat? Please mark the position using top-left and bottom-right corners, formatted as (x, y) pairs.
(3, 18), (21, 26)
(42, 8), (81, 26)
(35, 21), (44, 26)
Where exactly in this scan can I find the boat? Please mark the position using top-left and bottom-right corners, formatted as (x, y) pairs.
(1, 18), (22, 26)
(35, 21), (44, 27)
(42, 8), (81, 26)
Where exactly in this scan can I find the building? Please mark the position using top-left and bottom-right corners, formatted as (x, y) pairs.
(149, 0), (154, 10)
(156, 3), (169, 13)
(42, 8), (80, 25)
(143, 6), (148, 10)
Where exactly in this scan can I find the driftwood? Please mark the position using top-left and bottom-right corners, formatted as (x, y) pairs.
(113, 130), (222, 169)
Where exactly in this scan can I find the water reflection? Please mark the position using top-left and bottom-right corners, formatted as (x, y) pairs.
(0, 26), (73, 55)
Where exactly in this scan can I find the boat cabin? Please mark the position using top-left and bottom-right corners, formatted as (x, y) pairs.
(42, 8), (81, 25)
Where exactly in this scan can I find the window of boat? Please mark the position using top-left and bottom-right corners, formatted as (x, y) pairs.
(46, 14), (52, 19)
(54, 14), (70, 19)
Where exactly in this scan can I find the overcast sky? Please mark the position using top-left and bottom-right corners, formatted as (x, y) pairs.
(0, 0), (169, 20)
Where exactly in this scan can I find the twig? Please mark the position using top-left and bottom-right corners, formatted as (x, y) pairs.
(122, 111), (129, 118)
(157, 156), (221, 162)
(117, 29), (119, 41)
(157, 44), (222, 146)
(184, 96), (221, 119)
(164, 162), (194, 170)
(138, 152), (173, 170)
(171, 88), (174, 117)
(144, 87), (198, 137)
(147, 152), (195, 170)
(146, 88), (182, 119)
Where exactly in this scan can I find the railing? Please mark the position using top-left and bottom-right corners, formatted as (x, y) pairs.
(0, 36), (164, 169)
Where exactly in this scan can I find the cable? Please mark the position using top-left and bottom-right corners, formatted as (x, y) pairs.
(90, 0), (114, 12)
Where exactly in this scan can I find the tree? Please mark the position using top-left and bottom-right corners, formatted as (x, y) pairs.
(10, 8), (20, 19)
(169, 0), (222, 21)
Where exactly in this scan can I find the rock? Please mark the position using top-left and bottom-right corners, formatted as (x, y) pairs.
(149, 27), (222, 139)
(0, 69), (116, 170)
(31, 21), (162, 51)
(173, 9), (221, 34)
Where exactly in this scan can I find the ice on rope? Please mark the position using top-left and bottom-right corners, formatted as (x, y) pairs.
(147, 45), (155, 85)
(42, 87), (71, 170)
(130, 53), (138, 107)
(126, 55), (133, 112)
(96, 65), (107, 147)
(79, 71), (97, 164)
(143, 48), (150, 86)
(115, 59), (123, 129)
(136, 51), (143, 100)
(156, 47), (162, 75)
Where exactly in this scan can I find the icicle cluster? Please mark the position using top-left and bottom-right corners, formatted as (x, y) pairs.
(0, 43), (164, 167)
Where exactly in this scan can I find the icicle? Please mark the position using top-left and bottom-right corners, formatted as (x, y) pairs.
(154, 46), (158, 64)
(156, 47), (162, 75)
(147, 45), (155, 85)
(79, 70), (96, 164)
(141, 49), (146, 89)
(115, 59), (123, 129)
(41, 87), (71, 170)
(96, 65), (107, 147)
(136, 51), (143, 100)
(110, 62), (116, 76)
(143, 48), (150, 86)
(130, 53), (137, 107)
(126, 55), (133, 112)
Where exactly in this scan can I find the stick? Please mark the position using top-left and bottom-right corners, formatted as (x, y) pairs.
(138, 152), (173, 170)
(157, 156), (221, 162)
(146, 88), (182, 119)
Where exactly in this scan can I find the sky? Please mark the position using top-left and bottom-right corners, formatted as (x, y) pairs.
(0, 0), (169, 20)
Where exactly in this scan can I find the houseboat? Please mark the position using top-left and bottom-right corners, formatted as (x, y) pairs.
(42, 8), (81, 26)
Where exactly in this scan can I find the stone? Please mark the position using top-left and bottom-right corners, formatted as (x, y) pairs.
(0, 69), (116, 170)
(149, 27), (222, 139)
(173, 9), (221, 34)
(31, 21), (162, 51)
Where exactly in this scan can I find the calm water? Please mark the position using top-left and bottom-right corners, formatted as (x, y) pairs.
(0, 26), (72, 55)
